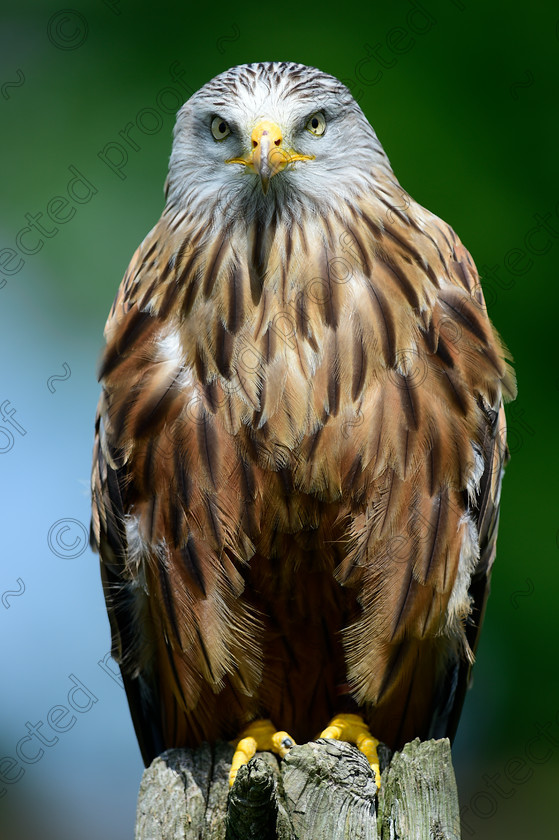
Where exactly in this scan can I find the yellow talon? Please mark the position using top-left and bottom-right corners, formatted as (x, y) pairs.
(320, 713), (381, 788)
(229, 718), (296, 786)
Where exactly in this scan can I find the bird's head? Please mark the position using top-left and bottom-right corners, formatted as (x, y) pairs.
(167, 62), (393, 223)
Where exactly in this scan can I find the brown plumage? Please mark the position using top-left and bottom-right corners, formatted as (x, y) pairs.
(91, 62), (515, 767)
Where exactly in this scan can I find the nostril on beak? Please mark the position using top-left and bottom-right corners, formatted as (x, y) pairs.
(252, 140), (258, 149)
(274, 138), (281, 146)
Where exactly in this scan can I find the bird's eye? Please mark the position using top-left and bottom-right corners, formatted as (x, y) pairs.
(211, 117), (231, 141)
(305, 112), (326, 136)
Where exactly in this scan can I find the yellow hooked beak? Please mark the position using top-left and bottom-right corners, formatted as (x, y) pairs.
(226, 120), (314, 194)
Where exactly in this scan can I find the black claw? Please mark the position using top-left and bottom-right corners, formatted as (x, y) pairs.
(281, 737), (294, 750)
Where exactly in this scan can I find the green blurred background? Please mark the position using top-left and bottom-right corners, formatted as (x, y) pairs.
(1, 1), (557, 837)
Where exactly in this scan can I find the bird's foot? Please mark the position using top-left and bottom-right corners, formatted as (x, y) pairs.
(319, 713), (381, 787)
(229, 718), (296, 786)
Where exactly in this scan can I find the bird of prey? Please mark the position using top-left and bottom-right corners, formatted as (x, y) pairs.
(91, 61), (515, 787)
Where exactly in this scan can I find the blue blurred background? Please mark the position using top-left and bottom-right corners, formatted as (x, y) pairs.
(1, 1), (557, 837)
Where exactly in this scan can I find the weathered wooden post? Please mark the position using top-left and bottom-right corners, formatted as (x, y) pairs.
(135, 737), (462, 839)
